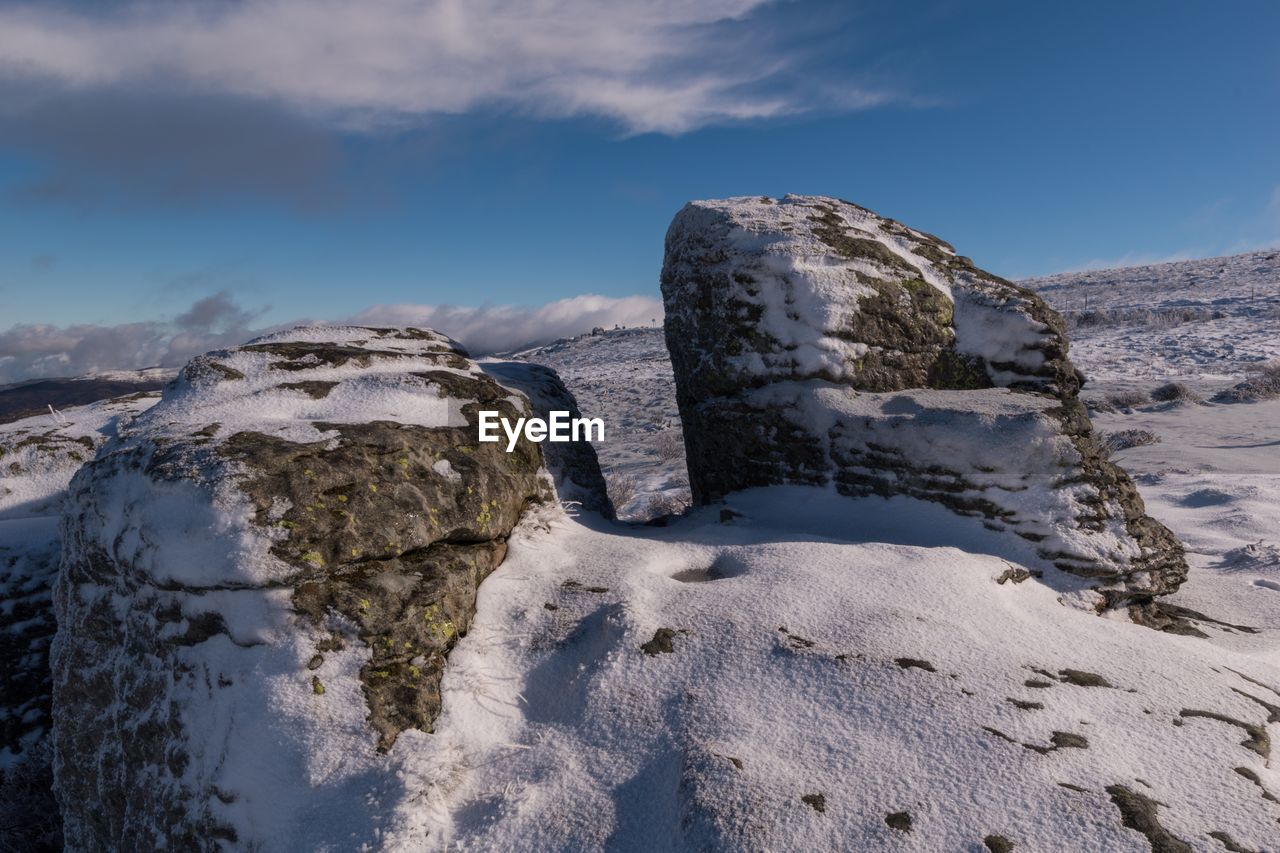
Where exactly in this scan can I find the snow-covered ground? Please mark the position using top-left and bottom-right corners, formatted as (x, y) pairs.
(384, 484), (1278, 849)
(1026, 248), (1280, 381)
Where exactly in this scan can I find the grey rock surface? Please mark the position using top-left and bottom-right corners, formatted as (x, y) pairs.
(661, 195), (1186, 612)
(51, 326), (605, 849)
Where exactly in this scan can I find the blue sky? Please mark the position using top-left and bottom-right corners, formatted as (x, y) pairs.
(0, 0), (1277, 378)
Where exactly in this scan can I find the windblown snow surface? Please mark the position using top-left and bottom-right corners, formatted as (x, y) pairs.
(1025, 248), (1280, 381)
(0, 250), (1277, 850)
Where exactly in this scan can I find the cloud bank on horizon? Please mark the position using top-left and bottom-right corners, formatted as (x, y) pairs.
(0, 0), (889, 135)
(0, 293), (663, 383)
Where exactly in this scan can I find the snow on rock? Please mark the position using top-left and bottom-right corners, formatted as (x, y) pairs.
(0, 392), (160, 847)
(662, 195), (1186, 615)
(50, 326), (608, 850)
(0, 396), (160, 757)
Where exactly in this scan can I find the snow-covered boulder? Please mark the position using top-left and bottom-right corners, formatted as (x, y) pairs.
(51, 326), (607, 850)
(661, 195), (1185, 612)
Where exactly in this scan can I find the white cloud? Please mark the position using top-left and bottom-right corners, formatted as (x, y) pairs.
(0, 291), (276, 383)
(0, 291), (662, 382)
(347, 293), (663, 353)
(0, 0), (886, 134)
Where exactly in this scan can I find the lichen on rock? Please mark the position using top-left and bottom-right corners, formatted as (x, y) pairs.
(661, 194), (1185, 612)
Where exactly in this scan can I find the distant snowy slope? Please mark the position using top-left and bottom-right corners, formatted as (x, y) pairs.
(0, 368), (173, 424)
(1024, 249), (1280, 381)
(513, 328), (689, 518)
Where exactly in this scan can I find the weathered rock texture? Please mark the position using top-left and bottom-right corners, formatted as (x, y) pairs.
(661, 195), (1185, 610)
(51, 326), (607, 850)
(0, 390), (160, 853)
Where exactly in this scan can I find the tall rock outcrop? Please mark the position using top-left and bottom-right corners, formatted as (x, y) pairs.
(1, 391), (160, 851)
(51, 326), (609, 850)
(661, 195), (1185, 613)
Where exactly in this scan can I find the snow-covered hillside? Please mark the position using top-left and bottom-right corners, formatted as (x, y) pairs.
(1026, 248), (1280, 381)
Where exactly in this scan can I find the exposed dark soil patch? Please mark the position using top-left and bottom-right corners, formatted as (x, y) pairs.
(1058, 669), (1112, 688)
(779, 627), (817, 650)
(1233, 766), (1279, 803)
(641, 628), (677, 656)
(1207, 830), (1256, 853)
(1227, 668), (1280, 697)
(1178, 709), (1270, 758)
(995, 568), (1041, 585)
(1024, 731), (1088, 754)
(562, 580), (609, 593)
(1106, 784), (1192, 853)
(801, 793), (826, 813)
(984, 727), (1087, 754)
(1231, 689), (1280, 724)
(277, 381), (339, 399)
(884, 811), (913, 833)
(984, 835), (1015, 853)
(1007, 698), (1044, 711)
(895, 657), (936, 673)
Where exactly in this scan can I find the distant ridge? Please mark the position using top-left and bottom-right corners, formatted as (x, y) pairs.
(0, 372), (173, 424)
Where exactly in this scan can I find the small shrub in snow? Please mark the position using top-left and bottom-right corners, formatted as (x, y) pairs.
(1103, 429), (1161, 454)
(1105, 389), (1150, 409)
(1150, 382), (1201, 404)
(654, 428), (686, 462)
(1064, 306), (1218, 331)
(645, 489), (692, 518)
(1212, 360), (1280, 403)
(605, 471), (640, 510)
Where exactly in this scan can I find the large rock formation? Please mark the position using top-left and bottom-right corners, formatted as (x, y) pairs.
(661, 195), (1185, 613)
(1, 391), (160, 852)
(51, 327), (609, 850)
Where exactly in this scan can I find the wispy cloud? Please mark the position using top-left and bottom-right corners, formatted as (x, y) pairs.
(0, 0), (888, 136)
(0, 291), (661, 382)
